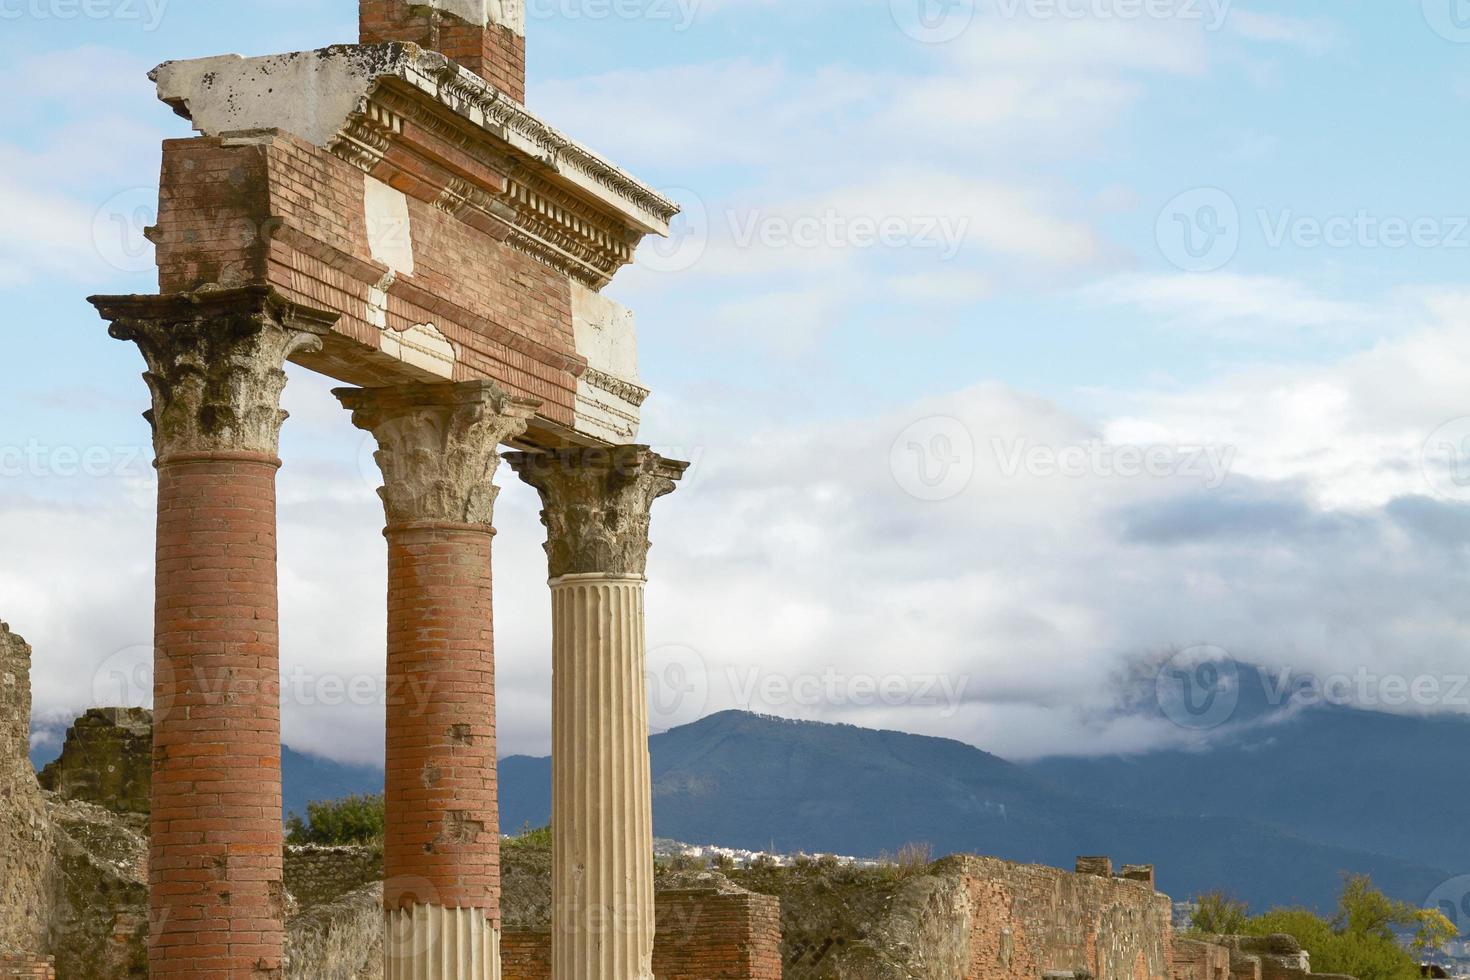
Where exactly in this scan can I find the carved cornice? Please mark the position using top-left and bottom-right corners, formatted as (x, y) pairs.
(328, 101), (402, 174)
(355, 86), (639, 287)
(89, 287), (337, 460)
(505, 446), (688, 578)
(335, 381), (539, 529)
(581, 368), (650, 408)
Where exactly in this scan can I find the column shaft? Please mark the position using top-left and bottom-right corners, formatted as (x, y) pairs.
(384, 524), (503, 980)
(92, 286), (334, 979)
(335, 379), (537, 980)
(551, 575), (655, 980)
(152, 453), (285, 977)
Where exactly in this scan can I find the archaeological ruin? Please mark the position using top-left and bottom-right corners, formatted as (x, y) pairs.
(0, 3), (1376, 980)
(0, 686), (1366, 980)
(82, 1), (688, 976)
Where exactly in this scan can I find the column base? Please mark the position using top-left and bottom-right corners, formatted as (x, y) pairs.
(385, 905), (501, 980)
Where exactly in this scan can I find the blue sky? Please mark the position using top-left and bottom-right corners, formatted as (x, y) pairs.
(8, 0), (1470, 766)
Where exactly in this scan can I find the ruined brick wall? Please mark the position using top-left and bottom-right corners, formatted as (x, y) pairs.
(960, 854), (1173, 979)
(501, 931), (551, 980)
(0, 623), (55, 962)
(1174, 937), (1231, 980)
(0, 954), (56, 979)
(38, 708), (151, 814)
(500, 871), (781, 980)
(654, 877), (783, 980)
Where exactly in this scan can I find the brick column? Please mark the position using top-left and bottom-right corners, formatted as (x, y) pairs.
(360, 0), (527, 102)
(336, 381), (538, 980)
(90, 286), (335, 979)
(505, 447), (688, 980)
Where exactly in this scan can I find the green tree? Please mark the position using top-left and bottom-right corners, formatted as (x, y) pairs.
(286, 793), (385, 846)
(1238, 875), (1453, 980)
(1191, 891), (1251, 935)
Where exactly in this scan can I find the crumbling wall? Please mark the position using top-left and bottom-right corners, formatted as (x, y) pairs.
(500, 867), (782, 980)
(38, 709), (151, 814)
(0, 623), (55, 966)
(1174, 937), (1231, 980)
(283, 845), (384, 907)
(1190, 935), (1356, 980)
(960, 854), (1173, 979)
(654, 874), (782, 980)
(45, 798), (148, 980)
(733, 854), (1172, 980)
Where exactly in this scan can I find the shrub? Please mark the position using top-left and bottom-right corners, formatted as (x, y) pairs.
(286, 794), (384, 846)
(1191, 891), (1250, 935)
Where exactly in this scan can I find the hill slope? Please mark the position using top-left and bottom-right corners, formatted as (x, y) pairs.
(1027, 703), (1470, 875)
(498, 710), (1449, 911)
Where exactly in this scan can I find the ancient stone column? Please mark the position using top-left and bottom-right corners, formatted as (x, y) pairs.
(505, 447), (688, 980)
(336, 381), (538, 980)
(90, 286), (335, 979)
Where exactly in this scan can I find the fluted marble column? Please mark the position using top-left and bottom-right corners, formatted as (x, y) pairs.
(506, 447), (688, 980)
(337, 381), (539, 980)
(91, 286), (334, 978)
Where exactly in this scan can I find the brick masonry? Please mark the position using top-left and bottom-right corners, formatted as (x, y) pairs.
(961, 855), (1173, 979)
(150, 133), (580, 424)
(382, 525), (500, 924)
(359, 0), (526, 102)
(0, 955), (55, 979)
(151, 456), (286, 978)
(501, 875), (782, 980)
(654, 884), (783, 980)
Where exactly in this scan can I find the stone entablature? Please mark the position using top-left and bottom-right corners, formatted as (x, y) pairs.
(146, 42), (666, 447)
(153, 45), (675, 240)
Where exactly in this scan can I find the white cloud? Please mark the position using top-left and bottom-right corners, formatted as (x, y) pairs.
(1087, 272), (1382, 337)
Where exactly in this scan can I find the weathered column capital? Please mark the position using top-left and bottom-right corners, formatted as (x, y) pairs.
(90, 286), (337, 461)
(505, 445), (688, 579)
(336, 380), (540, 530)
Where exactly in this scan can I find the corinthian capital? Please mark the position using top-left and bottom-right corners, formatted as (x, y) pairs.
(335, 381), (540, 529)
(90, 287), (337, 460)
(505, 446), (688, 579)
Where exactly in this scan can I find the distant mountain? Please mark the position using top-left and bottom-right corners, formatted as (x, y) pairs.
(281, 746), (384, 821)
(498, 710), (1451, 912)
(1026, 702), (1470, 878)
(34, 701), (1461, 914)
